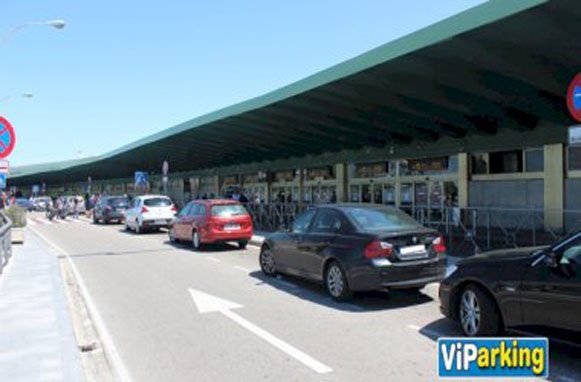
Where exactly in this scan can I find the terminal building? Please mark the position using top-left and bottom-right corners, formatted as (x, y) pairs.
(9, 0), (581, 234)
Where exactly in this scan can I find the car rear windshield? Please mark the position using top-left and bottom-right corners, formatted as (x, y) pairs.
(346, 207), (421, 232)
(143, 198), (172, 207)
(211, 204), (247, 217)
(107, 197), (129, 206)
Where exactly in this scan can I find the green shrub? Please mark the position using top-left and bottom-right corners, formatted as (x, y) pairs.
(4, 205), (27, 228)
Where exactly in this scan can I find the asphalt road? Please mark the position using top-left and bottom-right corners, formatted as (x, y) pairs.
(27, 213), (581, 382)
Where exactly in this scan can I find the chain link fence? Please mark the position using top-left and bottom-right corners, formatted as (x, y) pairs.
(242, 202), (581, 257)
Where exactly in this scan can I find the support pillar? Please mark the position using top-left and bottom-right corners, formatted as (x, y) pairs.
(458, 153), (470, 209)
(335, 163), (347, 203)
(544, 143), (564, 230)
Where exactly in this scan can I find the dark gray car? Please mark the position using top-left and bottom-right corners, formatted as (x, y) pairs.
(93, 196), (129, 224)
(260, 204), (447, 301)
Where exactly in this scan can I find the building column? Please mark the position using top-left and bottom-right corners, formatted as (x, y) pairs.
(335, 163), (347, 202)
(544, 143), (564, 230)
(458, 153), (470, 209)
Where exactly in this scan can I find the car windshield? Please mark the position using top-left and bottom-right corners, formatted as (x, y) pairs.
(211, 204), (246, 217)
(346, 207), (421, 232)
(143, 198), (172, 207)
(108, 197), (129, 206)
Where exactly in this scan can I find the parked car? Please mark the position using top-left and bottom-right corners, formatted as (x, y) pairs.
(63, 196), (86, 215)
(124, 195), (176, 233)
(93, 196), (130, 224)
(439, 232), (581, 337)
(169, 200), (253, 250)
(32, 196), (52, 211)
(13, 198), (33, 211)
(259, 204), (447, 301)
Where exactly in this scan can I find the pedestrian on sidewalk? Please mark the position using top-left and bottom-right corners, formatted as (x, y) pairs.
(73, 198), (79, 220)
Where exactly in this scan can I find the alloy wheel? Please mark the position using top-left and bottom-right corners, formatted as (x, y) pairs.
(327, 265), (344, 298)
(460, 289), (481, 336)
(260, 249), (276, 275)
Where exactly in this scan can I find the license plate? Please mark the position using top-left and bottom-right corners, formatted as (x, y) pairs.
(400, 244), (426, 255)
(224, 224), (240, 230)
(154, 219), (168, 224)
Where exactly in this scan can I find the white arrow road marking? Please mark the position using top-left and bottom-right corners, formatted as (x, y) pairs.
(189, 288), (332, 374)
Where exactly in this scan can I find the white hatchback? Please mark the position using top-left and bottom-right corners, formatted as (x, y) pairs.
(124, 195), (177, 233)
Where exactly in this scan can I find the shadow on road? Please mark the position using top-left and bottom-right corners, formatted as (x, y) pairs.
(250, 271), (433, 313)
(57, 247), (170, 259)
(164, 240), (247, 253)
(419, 319), (581, 382)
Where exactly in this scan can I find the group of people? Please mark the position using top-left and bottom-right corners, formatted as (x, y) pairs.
(47, 195), (84, 220)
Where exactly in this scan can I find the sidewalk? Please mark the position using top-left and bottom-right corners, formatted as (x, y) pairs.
(0, 229), (83, 382)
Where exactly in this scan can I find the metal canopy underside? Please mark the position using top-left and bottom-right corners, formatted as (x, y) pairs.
(11, 0), (580, 186)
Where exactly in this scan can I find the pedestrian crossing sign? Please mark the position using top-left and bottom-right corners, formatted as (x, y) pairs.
(134, 171), (148, 187)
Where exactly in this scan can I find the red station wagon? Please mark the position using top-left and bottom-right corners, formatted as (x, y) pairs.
(169, 200), (254, 250)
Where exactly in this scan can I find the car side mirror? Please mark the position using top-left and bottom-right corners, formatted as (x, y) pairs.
(544, 251), (559, 268)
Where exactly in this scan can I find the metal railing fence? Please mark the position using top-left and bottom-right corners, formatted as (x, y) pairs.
(242, 202), (581, 257)
(0, 211), (13, 276)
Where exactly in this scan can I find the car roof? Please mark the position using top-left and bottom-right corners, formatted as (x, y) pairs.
(188, 199), (241, 205)
(137, 195), (171, 200)
(316, 203), (399, 212)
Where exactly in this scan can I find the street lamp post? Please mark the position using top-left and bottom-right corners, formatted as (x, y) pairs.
(0, 19), (66, 45)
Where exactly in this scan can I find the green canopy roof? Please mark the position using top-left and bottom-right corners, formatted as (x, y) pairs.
(14, 0), (578, 186)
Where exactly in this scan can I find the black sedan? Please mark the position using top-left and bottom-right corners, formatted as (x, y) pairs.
(440, 232), (581, 337)
(259, 204), (447, 301)
(93, 196), (129, 224)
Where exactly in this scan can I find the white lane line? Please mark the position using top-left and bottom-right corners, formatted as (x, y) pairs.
(407, 324), (421, 330)
(233, 265), (252, 272)
(206, 257), (221, 263)
(223, 310), (332, 373)
(27, 219), (37, 226)
(27, 226), (133, 382)
(190, 289), (333, 374)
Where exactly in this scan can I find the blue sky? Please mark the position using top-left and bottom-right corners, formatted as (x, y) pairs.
(1, 0), (485, 166)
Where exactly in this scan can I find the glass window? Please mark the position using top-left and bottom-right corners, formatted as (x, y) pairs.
(211, 204), (246, 217)
(179, 204), (192, 217)
(414, 183), (428, 207)
(310, 209), (343, 233)
(472, 153), (488, 174)
(198, 205), (206, 216)
(525, 148), (544, 172)
(346, 207), (421, 232)
(292, 209), (317, 233)
(569, 146), (581, 171)
(361, 184), (372, 203)
(107, 197), (129, 207)
(350, 185), (360, 203)
(489, 150), (523, 174)
(383, 185), (395, 205)
(144, 197), (172, 207)
(557, 234), (581, 265)
(401, 184), (412, 206)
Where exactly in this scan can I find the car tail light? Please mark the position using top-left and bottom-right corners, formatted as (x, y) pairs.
(365, 240), (393, 259)
(141, 206), (149, 214)
(171, 206), (177, 212)
(433, 236), (447, 253)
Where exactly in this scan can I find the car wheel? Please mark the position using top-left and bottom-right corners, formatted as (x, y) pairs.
(169, 228), (178, 243)
(259, 247), (277, 276)
(459, 285), (501, 336)
(192, 230), (202, 251)
(93, 215), (99, 224)
(238, 240), (248, 249)
(325, 262), (352, 302)
(124, 220), (131, 231)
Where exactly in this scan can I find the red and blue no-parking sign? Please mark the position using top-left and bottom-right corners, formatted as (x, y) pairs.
(567, 73), (581, 122)
(0, 116), (16, 159)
